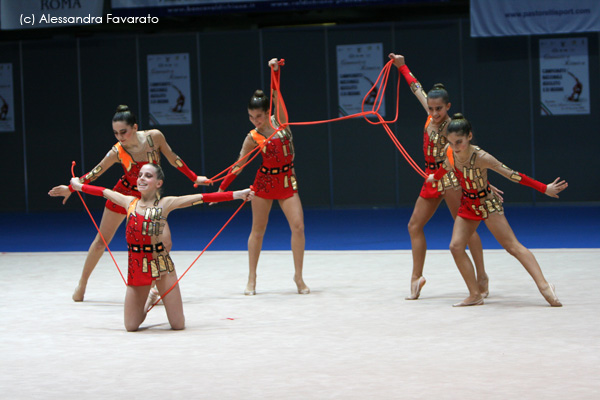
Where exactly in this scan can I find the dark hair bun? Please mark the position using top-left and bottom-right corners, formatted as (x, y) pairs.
(248, 89), (269, 111)
(427, 83), (450, 103)
(447, 112), (472, 138)
(112, 104), (137, 126)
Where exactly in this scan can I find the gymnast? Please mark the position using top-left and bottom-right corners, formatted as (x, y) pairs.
(389, 53), (491, 300)
(428, 113), (566, 307)
(217, 58), (309, 296)
(49, 105), (209, 302)
(70, 163), (253, 331)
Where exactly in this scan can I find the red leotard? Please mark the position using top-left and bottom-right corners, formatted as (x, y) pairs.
(125, 198), (174, 286)
(420, 116), (454, 198)
(454, 167), (502, 221)
(252, 117), (297, 200)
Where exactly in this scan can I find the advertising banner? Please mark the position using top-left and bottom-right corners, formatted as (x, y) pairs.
(147, 53), (192, 126)
(336, 43), (384, 117)
(540, 37), (590, 116)
(111, 0), (442, 16)
(471, 0), (600, 37)
(0, 64), (15, 132)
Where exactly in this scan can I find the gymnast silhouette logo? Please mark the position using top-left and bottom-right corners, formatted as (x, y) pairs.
(171, 84), (185, 112)
(567, 71), (582, 102)
(362, 75), (378, 105)
(0, 95), (8, 120)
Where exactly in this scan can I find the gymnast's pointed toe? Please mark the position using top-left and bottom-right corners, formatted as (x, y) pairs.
(540, 283), (562, 307)
(405, 276), (426, 300)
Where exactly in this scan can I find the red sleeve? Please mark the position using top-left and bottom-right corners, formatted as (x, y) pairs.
(201, 191), (234, 203)
(81, 184), (106, 197)
(219, 172), (237, 191)
(176, 158), (198, 182)
(518, 173), (547, 193)
(398, 65), (417, 86)
(433, 166), (448, 181)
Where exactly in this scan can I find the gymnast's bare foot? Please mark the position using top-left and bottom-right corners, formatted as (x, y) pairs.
(244, 280), (256, 296)
(294, 276), (310, 294)
(478, 274), (489, 299)
(540, 283), (562, 307)
(405, 276), (426, 300)
(147, 286), (162, 308)
(452, 294), (484, 307)
(72, 284), (86, 302)
(145, 293), (155, 312)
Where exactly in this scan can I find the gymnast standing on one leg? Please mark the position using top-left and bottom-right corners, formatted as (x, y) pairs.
(389, 53), (492, 300)
(69, 163), (253, 331)
(49, 105), (209, 302)
(217, 58), (309, 296)
(428, 113), (566, 307)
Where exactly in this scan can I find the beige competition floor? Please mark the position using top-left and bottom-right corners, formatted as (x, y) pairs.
(1, 249), (599, 399)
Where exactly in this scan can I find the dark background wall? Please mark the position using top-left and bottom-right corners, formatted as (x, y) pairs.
(1, 14), (598, 212)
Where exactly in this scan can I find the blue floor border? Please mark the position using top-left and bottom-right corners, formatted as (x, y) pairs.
(1, 204), (598, 252)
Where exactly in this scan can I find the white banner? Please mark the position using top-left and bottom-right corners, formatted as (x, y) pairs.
(539, 38), (590, 116)
(0, 64), (15, 132)
(113, 0), (252, 6)
(111, 0), (261, 14)
(471, 0), (600, 37)
(112, 0), (253, 7)
(147, 53), (192, 126)
(1, 0), (104, 30)
(111, 0), (423, 9)
(336, 43), (384, 117)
